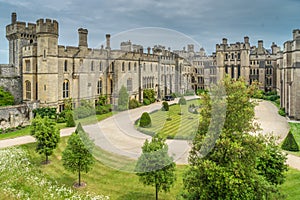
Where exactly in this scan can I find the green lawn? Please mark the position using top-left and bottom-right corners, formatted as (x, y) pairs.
(2, 136), (300, 200)
(137, 99), (201, 139)
(279, 168), (300, 200)
(0, 112), (113, 140)
(19, 137), (187, 200)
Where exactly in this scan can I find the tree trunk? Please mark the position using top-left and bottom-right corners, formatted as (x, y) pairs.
(78, 165), (81, 186)
(156, 183), (158, 200)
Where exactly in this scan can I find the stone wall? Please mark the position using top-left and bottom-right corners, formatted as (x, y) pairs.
(0, 102), (38, 130)
(0, 64), (22, 104)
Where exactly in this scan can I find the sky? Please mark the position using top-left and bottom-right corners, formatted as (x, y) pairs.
(0, 0), (300, 63)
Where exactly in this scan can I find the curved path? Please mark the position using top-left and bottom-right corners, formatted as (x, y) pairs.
(0, 98), (299, 169)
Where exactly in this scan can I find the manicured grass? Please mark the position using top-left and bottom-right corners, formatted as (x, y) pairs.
(0, 113), (113, 140)
(283, 123), (300, 156)
(279, 168), (300, 200)
(21, 137), (187, 200)
(137, 99), (201, 139)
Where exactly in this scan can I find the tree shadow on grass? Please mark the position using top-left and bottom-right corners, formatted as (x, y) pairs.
(116, 191), (154, 200)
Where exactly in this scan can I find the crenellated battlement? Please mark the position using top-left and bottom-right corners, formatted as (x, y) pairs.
(36, 18), (58, 36)
(6, 22), (36, 39)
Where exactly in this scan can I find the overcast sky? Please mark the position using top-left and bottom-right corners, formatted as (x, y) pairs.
(0, 0), (300, 63)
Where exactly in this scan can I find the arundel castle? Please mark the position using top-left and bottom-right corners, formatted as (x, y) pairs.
(1, 13), (300, 120)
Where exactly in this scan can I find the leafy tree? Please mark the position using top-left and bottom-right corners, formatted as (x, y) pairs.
(31, 115), (60, 164)
(65, 111), (76, 127)
(183, 77), (287, 200)
(143, 89), (156, 103)
(62, 123), (95, 186)
(135, 134), (176, 200)
(33, 107), (57, 119)
(118, 85), (129, 111)
(139, 112), (151, 127)
(281, 131), (299, 152)
(0, 86), (14, 106)
(97, 95), (107, 106)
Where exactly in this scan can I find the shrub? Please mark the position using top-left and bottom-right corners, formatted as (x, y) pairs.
(33, 107), (57, 119)
(162, 101), (169, 111)
(184, 90), (195, 96)
(178, 97), (187, 105)
(139, 112), (152, 128)
(96, 104), (112, 115)
(281, 131), (299, 152)
(65, 111), (76, 127)
(278, 107), (286, 117)
(129, 99), (141, 109)
(143, 98), (151, 105)
(143, 89), (156, 103)
(0, 87), (14, 106)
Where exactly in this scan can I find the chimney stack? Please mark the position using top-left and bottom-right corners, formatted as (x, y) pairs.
(244, 36), (249, 44)
(11, 12), (17, 24)
(78, 28), (88, 47)
(222, 38), (228, 45)
(106, 34), (111, 50)
(147, 47), (151, 54)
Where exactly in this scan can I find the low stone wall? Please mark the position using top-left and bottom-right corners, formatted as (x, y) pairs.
(0, 102), (39, 130)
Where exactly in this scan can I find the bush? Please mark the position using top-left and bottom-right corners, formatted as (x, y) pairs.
(33, 107), (57, 119)
(0, 87), (14, 106)
(184, 90), (195, 96)
(143, 98), (151, 105)
(178, 97), (187, 105)
(162, 101), (169, 111)
(143, 89), (156, 103)
(281, 131), (299, 152)
(129, 99), (141, 109)
(278, 107), (286, 117)
(65, 111), (76, 127)
(139, 112), (152, 128)
(118, 85), (129, 111)
(96, 104), (112, 115)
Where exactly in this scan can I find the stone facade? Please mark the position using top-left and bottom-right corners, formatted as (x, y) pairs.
(4, 13), (194, 111)
(216, 37), (280, 91)
(280, 29), (300, 120)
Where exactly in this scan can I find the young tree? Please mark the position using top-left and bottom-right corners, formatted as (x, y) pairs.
(135, 134), (176, 200)
(31, 115), (60, 164)
(183, 77), (287, 199)
(62, 123), (95, 186)
(118, 85), (129, 111)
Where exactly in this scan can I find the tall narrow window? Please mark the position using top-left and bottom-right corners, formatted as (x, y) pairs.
(91, 61), (94, 71)
(100, 61), (103, 72)
(225, 65), (228, 74)
(122, 62), (125, 72)
(64, 60), (68, 72)
(231, 65), (234, 78)
(127, 78), (132, 91)
(63, 79), (69, 98)
(134, 62), (137, 72)
(111, 62), (114, 72)
(25, 80), (31, 100)
(25, 60), (30, 72)
(43, 49), (46, 59)
(97, 79), (102, 94)
(128, 62), (131, 71)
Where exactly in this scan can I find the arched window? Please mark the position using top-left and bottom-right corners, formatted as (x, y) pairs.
(134, 62), (137, 72)
(122, 62), (125, 72)
(63, 79), (69, 98)
(25, 80), (31, 100)
(64, 60), (68, 72)
(128, 62), (131, 71)
(111, 62), (114, 72)
(97, 79), (102, 94)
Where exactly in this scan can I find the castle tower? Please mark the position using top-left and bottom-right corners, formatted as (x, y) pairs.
(6, 12), (37, 75)
(35, 18), (59, 106)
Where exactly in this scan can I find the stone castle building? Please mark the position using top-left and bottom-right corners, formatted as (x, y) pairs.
(2, 13), (300, 120)
(279, 29), (300, 120)
(1, 13), (195, 111)
(216, 37), (281, 92)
